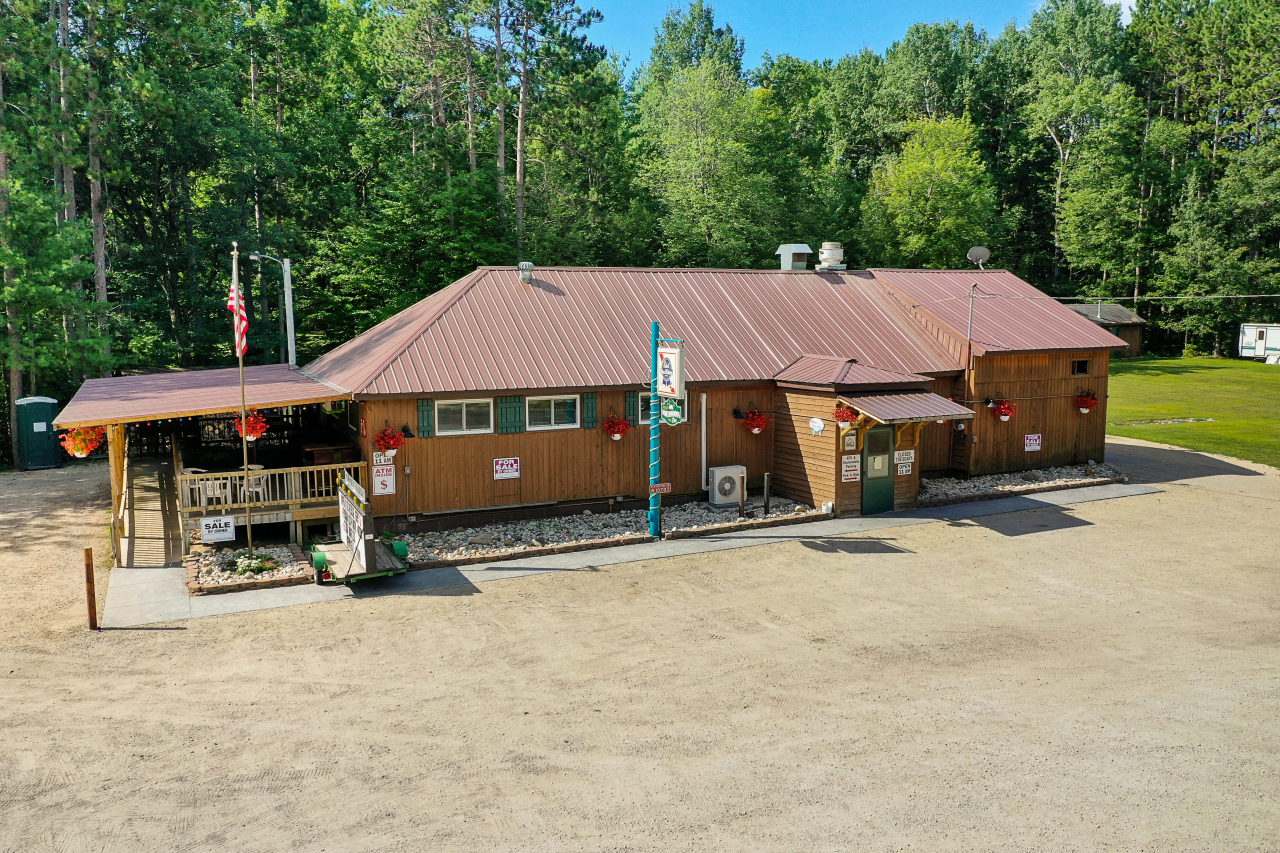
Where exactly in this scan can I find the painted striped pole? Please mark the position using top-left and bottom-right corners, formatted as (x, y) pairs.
(649, 321), (660, 538)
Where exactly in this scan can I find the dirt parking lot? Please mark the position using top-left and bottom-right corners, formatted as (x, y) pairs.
(2, 437), (1278, 852)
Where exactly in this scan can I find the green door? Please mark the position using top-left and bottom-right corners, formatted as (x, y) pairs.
(16, 397), (62, 470)
(861, 425), (894, 515)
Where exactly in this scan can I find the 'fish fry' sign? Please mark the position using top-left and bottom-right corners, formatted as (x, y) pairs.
(656, 346), (685, 398)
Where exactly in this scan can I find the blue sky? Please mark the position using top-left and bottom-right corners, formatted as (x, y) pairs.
(587, 0), (1130, 73)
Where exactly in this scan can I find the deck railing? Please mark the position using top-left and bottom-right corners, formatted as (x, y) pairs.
(177, 462), (367, 512)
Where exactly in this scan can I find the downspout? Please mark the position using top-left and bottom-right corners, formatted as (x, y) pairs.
(700, 391), (708, 490)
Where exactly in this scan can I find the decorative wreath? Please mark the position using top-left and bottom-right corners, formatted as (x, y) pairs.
(374, 427), (407, 452)
(61, 425), (106, 458)
(235, 409), (269, 441)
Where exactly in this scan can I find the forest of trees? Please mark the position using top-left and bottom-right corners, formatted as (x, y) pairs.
(1, 0), (1278, 459)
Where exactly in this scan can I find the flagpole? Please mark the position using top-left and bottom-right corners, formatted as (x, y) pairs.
(233, 242), (253, 555)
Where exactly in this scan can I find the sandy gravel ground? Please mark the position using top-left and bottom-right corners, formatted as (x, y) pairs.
(2, 439), (1278, 852)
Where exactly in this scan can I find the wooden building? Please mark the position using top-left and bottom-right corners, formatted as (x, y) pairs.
(55, 264), (1126, 559)
(1065, 302), (1145, 358)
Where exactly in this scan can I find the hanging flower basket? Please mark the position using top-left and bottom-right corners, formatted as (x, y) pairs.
(742, 409), (771, 434)
(603, 414), (631, 441)
(235, 409), (269, 442)
(993, 399), (1017, 422)
(832, 405), (857, 429)
(374, 427), (406, 457)
(1074, 391), (1099, 414)
(61, 425), (106, 458)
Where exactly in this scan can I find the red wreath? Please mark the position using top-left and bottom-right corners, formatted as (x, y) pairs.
(235, 409), (269, 441)
(61, 425), (106, 458)
(1074, 392), (1099, 412)
(603, 414), (631, 439)
(374, 427), (406, 452)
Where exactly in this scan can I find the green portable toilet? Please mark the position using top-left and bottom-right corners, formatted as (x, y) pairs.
(16, 397), (62, 470)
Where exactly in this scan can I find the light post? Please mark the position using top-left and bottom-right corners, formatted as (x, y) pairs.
(249, 252), (296, 368)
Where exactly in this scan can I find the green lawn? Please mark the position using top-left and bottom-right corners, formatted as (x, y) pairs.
(1107, 356), (1280, 469)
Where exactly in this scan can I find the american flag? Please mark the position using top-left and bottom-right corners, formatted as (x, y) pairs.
(227, 275), (248, 357)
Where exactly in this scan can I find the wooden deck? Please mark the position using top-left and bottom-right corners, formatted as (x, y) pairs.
(121, 458), (185, 567)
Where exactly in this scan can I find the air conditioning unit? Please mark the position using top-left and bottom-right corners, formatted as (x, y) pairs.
(708, 465), (746, 509)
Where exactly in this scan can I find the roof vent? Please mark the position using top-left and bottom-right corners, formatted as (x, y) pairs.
(518, 261), (535, 283)
(816, 242), (846, 271)
(775, 244), (812, 271)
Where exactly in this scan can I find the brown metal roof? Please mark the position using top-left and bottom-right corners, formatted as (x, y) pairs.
(870, 269), (1129, 355)
(1064, 302), (1147, 326)
(53, 364), (346, 428)
(304, 267), (964, 396)
(839, 391), (975, 424)
(773, 354), (931, 388)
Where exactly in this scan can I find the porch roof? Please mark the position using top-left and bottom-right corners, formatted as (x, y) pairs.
(839, 391), (975, 424)
(54, 364), (348, 428)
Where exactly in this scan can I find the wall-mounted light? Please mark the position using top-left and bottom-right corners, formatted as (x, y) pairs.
(401, 425), (415, 439)
(955, 422), (966, 432)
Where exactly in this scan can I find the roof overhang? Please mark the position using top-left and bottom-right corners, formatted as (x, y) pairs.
(838, 391), (975, 425)
(54, 364), (350, 428)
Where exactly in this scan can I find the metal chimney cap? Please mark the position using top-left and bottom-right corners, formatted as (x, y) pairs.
(518, 261), (535, 283)
(775, 244), (813, 271)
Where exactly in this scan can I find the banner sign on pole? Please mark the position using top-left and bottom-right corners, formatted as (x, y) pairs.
(660, 397), (682, 425)
(656, 346), (685, 398)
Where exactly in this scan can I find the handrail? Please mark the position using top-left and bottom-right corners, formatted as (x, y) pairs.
(118, 432), (131, 521)
(176, 461), (367, 512)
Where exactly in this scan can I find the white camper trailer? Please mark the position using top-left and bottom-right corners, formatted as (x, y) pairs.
(1239, 323), (1280, 361)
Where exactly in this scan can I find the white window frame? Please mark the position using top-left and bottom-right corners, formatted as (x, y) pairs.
(525, 394), (581, 431)
(640, 392), (689, 424)
(435, 398), (494, 436)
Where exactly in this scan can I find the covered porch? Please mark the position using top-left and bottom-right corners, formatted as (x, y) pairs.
(54, 364), (359, 566)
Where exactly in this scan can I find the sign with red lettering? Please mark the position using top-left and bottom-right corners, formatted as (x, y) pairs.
(494, 457), (521, 480)
(649, 482), (672, 494)
(372, 464), (396, 496)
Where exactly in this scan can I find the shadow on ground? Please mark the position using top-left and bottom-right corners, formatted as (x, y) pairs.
(1106, 440), (1264, 484)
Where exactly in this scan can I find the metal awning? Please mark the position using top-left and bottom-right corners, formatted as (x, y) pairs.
(839, 391), (974, 424)
(54, 364), (348, 428)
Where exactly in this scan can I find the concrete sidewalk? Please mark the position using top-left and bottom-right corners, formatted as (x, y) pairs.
(101, 481), (1159, 627)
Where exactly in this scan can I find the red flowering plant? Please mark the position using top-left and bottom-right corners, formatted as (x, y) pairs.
(1074, 391), (1099, 412)
(234, 409), (269, 441)
(993, 399), (1018, 419)
(374, 427), (406, 453)
(61, 425), (106, 458)
(831, 404), (857, 425)
(603, 414), (631, 439)
(742, 409), (772, 433)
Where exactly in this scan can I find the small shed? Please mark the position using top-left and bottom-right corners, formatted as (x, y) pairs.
(1065, 303), (1145, 357)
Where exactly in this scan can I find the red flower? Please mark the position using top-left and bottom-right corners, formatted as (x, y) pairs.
(1074, 392), (1099, 412)
(61, 426), (106, 457)
(831, 404), (857, 424)
(742, 409), (772, 432)
(235, 409), (269, 440)
(603, 414), (631, 438)
(993, 399), (1017, 418)
(374, 427), (406, 452)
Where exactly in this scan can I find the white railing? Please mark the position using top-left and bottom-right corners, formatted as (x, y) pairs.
(177, 462), (367, 512)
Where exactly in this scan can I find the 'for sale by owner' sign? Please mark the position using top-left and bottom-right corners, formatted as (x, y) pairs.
(494, 457), (520, 480)
(1024, 433), (1042, 452)
(200, 515), (235, 543)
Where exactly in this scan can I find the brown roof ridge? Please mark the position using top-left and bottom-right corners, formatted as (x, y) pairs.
(479, 264), (876, 275)
(305, 267), (491, 392)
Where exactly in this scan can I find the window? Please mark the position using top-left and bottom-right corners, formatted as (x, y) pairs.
(639, 393), (688, 423)
(526, 395), (579, 430)
(435, 398), (493, 435)
(1072, 359), (1090, 376)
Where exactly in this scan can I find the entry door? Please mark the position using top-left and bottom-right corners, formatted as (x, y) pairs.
(861, 426), (894, 515)
(1257, 328), (1268, 357)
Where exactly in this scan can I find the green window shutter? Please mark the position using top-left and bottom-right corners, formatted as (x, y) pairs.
(497, 396), (525, 434)
(416, 399), (434, 437)
(582, 393), (597, 429)
(625, 391), (639, 426)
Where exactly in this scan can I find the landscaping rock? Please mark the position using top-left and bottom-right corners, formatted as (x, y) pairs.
(919, 463), (1124, 504)
(193, 545), (308, 587)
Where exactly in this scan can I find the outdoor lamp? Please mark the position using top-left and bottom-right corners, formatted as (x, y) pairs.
(401, 425), (415, 439)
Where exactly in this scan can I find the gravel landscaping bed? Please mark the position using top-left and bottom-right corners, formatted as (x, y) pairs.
(192, 546), (309, 587)
(919, 461), (1125, 504)
(401, 497), (819, 562)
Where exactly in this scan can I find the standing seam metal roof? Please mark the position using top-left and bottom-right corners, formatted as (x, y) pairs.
(773, 355), (931, 387)
(870, 269), (1129, 354)
(305, 268), (965, 395)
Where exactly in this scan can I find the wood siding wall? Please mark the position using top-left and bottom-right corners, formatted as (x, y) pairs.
(357, 385), (772, 518)
(917, 376), (958, 473)
(961, 351), (1110, 476)
(893, 424), (923, 510)
(1116, 326), (1142, 356)
(773, 389), (837, 510)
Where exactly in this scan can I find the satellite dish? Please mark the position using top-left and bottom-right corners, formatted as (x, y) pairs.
(967, 246), (991, 269)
